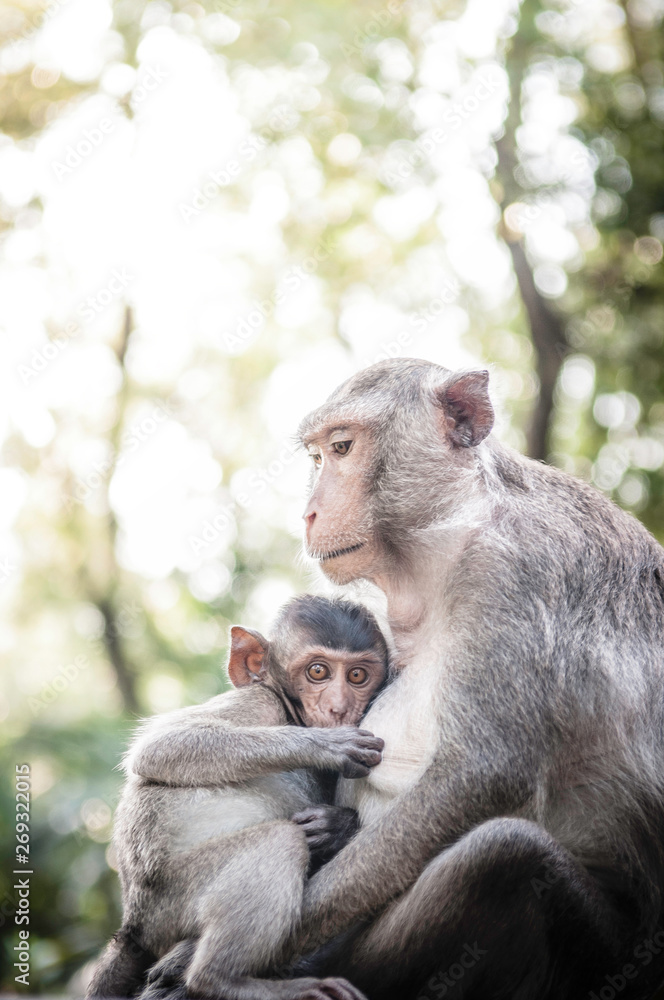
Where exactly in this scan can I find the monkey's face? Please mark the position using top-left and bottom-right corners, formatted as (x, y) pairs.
(301, 423), (379, 585)
(299, 360), (495, 585)
(285, 645), (386, 727)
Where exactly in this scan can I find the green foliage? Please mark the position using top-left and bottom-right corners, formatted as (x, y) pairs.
(1, 0), (663, 992)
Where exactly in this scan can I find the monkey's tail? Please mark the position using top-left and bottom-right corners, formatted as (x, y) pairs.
(86, 925), (156, 999)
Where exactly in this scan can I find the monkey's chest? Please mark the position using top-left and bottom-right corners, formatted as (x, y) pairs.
(336, 666), (439, 825)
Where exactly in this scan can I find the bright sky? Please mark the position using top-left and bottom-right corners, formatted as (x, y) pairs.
(0, 0), (610, 635)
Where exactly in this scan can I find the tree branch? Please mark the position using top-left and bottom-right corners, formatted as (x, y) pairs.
(493, 0), (568, 461)
(96, 596), (141, 716)
(502, 232), (567, 460)
(81, 305), (142, 715)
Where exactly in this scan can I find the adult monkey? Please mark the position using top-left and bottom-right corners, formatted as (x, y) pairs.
(289, 358), (664, 1000)
(147, 357), (664, 1000)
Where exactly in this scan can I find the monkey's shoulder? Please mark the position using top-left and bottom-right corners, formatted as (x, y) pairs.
(152, 684), (290, 730)
(199, 684), (290, 727)
(495, 443), (662, 556)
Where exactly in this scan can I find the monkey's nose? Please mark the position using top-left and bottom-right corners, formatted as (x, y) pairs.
(328, 705), (347, 725)
(304, 511), (316, 538)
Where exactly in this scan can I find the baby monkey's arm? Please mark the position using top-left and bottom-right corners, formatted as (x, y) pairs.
(127, 602), (387, 790)
(126, 689), (383, 787)
(293, 806), (360, 868)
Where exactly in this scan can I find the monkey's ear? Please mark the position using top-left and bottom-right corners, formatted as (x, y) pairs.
(227, 626), (269, 687)
(434, 370), (494, 448)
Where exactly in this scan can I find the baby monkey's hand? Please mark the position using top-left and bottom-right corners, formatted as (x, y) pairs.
(292, 805), (360, 866)
(310, 727), (384, 778)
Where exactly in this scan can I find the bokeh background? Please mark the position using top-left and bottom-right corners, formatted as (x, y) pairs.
(1, 0), (663, 992)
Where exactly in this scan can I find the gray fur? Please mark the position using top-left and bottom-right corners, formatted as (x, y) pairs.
(288, 358), (664, 999)
(87, 628), (382, 1000)
(98, 358), (664, 1000)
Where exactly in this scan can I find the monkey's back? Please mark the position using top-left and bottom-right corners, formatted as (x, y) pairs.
(113, 686), (325, 907)
(467, 442), (664, 916)
(344, 438), (664, 927)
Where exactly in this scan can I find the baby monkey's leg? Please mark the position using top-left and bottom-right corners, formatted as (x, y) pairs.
(173, 821), (310, 997)
(139, 822), (368, 1000)
(141, 956), (367, 1000)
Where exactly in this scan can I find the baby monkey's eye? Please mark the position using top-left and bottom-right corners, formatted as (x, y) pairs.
(347, 667), (368, 685)
(332, 440), (352, 456)
(311, 453), (322, 467)
(307, 663), (329, 681)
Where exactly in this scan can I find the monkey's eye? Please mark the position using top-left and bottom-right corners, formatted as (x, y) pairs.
(347, 667), (368, 685)
(332, 440), (352, 456)
(310, 452), (322, 467)
(307, 663), (330, 681)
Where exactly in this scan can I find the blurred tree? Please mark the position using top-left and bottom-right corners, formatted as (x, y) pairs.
(493, 0), (664, 528)
(1, 0), (663, 993)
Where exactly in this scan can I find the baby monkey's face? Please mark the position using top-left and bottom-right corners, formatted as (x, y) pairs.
(286, 645), (386, 728)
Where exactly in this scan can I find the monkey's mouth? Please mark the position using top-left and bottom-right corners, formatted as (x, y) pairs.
(319, 543), (365, 562)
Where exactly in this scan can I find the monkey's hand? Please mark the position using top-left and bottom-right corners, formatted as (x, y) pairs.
(292, 806), (360, 865)
(309, 727), (384, 778)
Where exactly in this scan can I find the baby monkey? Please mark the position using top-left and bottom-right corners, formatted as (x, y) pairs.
(87, 596), (388, 1000)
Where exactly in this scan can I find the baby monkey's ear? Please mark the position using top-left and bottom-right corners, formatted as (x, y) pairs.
(227, 626), (269, 687)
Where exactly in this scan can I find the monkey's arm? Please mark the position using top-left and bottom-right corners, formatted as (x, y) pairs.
(126, 690), (383, 787)
(294, 731), (537, 952)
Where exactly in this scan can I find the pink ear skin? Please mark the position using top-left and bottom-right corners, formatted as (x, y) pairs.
(435, 370), (494, 448)
(227, 626), (269, 688)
